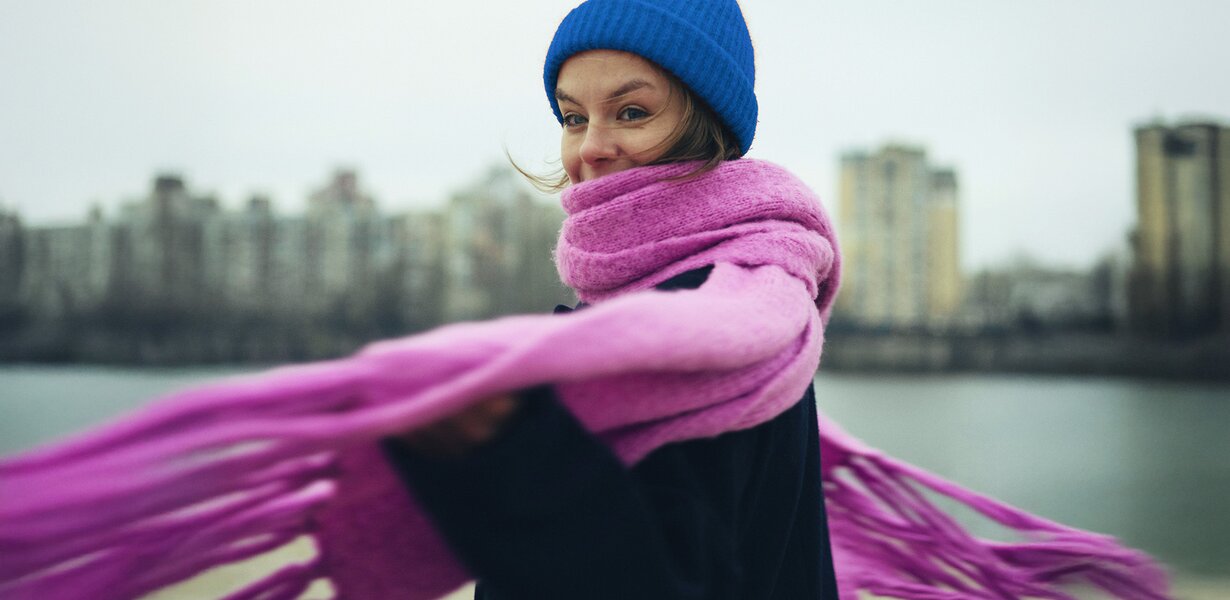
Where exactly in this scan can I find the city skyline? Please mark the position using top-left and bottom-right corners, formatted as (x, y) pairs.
(0, 166), (572, 363)
(4, 120), (1225, 367)
(2, 0), (1229, 271)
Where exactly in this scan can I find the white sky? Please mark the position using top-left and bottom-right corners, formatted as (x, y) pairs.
(1, 0), (1227, 270)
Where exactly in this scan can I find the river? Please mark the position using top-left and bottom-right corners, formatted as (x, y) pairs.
(2, 366), (1228, 596)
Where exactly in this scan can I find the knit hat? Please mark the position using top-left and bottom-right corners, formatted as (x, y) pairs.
(544, 0), (758, 156)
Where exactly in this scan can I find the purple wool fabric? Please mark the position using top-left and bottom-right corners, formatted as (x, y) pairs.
(0, 160), (1168, 599)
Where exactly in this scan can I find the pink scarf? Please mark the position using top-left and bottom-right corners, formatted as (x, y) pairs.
(0, 159), (1167, 599)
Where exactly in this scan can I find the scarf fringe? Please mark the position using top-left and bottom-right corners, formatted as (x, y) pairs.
(820, 418), (1171, 600)
(0, 458), (333, 600)
(1, 409), (1174, 600)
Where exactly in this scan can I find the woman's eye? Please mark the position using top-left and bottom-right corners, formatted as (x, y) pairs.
(620, 107), (649, 121)
(562, 113), (586, 127)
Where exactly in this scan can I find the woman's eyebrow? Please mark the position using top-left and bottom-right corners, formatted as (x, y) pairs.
(556, 79), (655, 106)
(605, 79), (653, 101)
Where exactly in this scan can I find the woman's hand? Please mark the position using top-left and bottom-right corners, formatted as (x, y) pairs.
(397, 394), (522, 459)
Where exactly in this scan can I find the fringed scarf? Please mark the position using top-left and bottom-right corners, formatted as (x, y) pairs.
(0, 159), (1168, 599)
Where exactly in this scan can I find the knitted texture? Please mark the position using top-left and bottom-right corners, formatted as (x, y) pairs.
(0, 160), (1169, 600)
(544, 0), (758, 155)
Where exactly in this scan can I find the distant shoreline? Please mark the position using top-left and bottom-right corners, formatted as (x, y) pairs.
(821, 330), (1230, 382)
(3, 329), (1226, 383)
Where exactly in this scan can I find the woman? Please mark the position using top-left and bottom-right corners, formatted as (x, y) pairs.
(383, 1), (843, 597)
(0, 1), (1168, 599)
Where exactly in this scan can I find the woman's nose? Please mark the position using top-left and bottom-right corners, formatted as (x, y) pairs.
(579, 125), (618, 165)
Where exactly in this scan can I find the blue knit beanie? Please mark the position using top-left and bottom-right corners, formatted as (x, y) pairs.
(544, 0), (757, 156)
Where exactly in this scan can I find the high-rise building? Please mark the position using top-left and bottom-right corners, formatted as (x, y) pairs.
(1129, 119), (1230, 337)
(927, 169), (961, 321)
(836, 144), (963, 329)
(201, 195), (277, 312)
(306, 169), (386, 308)
(109, 174), (221, 312)
(441, 166), (570, 321)
(390, 210), (446, 330)
(16, 220), (112, 319)
(0, 207), (24, 313)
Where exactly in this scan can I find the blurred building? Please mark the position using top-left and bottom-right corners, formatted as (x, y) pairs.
(1, 166), (570, 362)
(201, 195), (278, 313)
(1129, 119), (1230, 337)
(107, 175), (222, 315)
(963, 255), (1121, 332)
(836, 144), (963, 329)
(17, 214), (111, 320)
(442, 166), (570, 321)
(303, 170), (396, 320)
(390, 210), (447, 330)
(0, 207), (25, 316)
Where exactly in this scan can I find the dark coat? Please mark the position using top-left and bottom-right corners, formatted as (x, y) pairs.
(382, 266), (840, 599)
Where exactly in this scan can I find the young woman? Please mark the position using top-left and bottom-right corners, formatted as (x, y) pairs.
(383, 1), (843, 598)
(0, 2), (1167, 599)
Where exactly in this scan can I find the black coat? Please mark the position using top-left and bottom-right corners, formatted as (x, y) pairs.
(383, 266), (840, 599)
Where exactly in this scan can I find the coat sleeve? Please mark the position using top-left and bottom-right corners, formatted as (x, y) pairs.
(380, 385), (741, 600)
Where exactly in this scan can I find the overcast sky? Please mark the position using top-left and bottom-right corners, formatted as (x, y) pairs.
(1, 0), (1227, 270)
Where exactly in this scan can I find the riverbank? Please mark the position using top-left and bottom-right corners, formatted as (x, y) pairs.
(821, 330), (1230, 381)
(3, 327), (1226, 382)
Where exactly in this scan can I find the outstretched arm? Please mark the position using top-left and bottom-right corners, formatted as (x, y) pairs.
(381, 385), (740, 600)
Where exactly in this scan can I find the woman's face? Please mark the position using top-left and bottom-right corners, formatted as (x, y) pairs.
(555, 50), (685, 185)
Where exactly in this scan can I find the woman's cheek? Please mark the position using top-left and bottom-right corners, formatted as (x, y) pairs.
(561, 140), (580, 183)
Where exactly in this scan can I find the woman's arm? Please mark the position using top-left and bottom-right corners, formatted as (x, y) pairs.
(381, 386), (740, 600)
